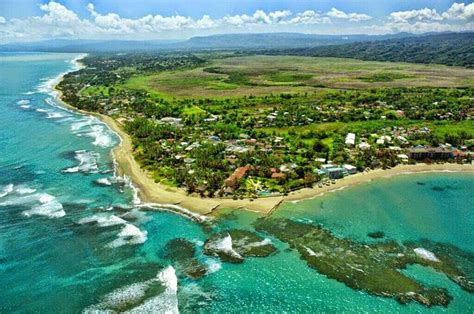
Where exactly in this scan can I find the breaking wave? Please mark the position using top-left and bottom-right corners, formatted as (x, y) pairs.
(207, 234), (242, 260)
(62, 150), (99, 174)
(78, 214), (127, 227)
(95, 178), (112, 186)
(17, 99), (30, 105)
(84, 266), (178, 313)
(0, 184), (65, 218)
(71, 117), (114, 148)
(107, 223), (148, 248)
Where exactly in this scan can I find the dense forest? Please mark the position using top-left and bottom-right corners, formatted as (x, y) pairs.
(256, 33), (474, 68)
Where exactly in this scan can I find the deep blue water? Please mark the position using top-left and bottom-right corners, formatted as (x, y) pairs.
(0, 52), (472, 313)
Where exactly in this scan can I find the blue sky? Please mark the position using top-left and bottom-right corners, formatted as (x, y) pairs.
(0, 0), (464, 19)
(0, 1), (473, 43)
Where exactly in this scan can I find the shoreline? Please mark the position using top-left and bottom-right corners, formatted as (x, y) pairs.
(54, 56), (474, 216)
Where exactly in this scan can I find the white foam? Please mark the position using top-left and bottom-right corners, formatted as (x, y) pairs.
(205, 259), (222, 274)
(36, 108), (48, 113)
(107, 223), (148, 248)
(89, 125), (114, 147)
(124, 176), (141, 205)
(22, 193), (65, 218)
(136, 202), (209, 223)
(46, 111), (66, 119)
(95, 178), (112, 186)
(17, 99), (30, 105)
(71, 118), (93, 132)
(208, 234), (242, 260)
(78, 214), (127, 227)
(85, 266), (178, 314)
(0, 189), (65, 218)
(0, 184), (14, 198)
(15, 186), (37, 195)
(72, 119), (114, 148)
(125, 266), (178, 314)
(414, 248), (440, 262)
(20, 105), (31, 109)
(62, 150), (99, 174)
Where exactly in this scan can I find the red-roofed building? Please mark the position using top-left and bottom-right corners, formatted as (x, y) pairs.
(224, 165), (251, 188)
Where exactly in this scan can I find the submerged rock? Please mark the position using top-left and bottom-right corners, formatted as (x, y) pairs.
(254, 218), (472, 307)
(204, 229), (277, 263)
(163, 238), (208, 280)
(367, 231), (385, 239)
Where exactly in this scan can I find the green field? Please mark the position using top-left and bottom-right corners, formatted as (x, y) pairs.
(122, 55), (474, 99)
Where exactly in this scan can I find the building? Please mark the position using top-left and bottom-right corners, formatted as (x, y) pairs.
(343, 164), (357, 175)
(358, 142), (371, 150)
(408, 147), (453, 160)
(326, 167), (346, 179)
(320, 164), (347, 179)
(345, 133), (355, 147)
(224, 165), (251, 189)
(271, 172), (286, 180)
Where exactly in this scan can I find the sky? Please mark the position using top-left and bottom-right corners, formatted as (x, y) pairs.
(0, 0), (473, 43)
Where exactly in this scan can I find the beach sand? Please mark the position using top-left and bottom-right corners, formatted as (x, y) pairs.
(70, 108), (474, 216)
(55, 58), (474, 217)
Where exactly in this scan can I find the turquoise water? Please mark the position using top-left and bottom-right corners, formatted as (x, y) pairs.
(0, 53), (472, 313)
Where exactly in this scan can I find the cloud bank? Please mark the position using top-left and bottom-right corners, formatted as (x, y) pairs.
(0, 1), (472, 43)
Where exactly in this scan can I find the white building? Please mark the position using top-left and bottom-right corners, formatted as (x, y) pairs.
(358, 142), (371, 150)
(345, 133), (355, 147)
(343, 164), (357, 175)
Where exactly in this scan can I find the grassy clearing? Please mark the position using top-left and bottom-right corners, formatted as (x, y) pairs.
(121, 56), (474, 99)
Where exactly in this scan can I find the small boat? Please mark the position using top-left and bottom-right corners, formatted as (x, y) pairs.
(331, 179), (336, 184)
(318, 183), (323, 188)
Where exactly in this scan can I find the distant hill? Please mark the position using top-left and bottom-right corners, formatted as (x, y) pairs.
(257, 32), (474, 68)
(0, 32), (415, 53)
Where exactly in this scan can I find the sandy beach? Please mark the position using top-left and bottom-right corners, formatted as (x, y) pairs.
(65, 105), (474, 216)
(54, 59), (474, 217)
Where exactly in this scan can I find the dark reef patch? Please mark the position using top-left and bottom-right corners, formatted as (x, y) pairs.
(368, 231), (385, 239)
(254, 218), (473, 307)
(163, 238), (207, 280)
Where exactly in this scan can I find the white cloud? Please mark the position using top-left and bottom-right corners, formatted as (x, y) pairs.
(442, 2), (474, 20)
(287, 10), (331, 24)
(0, 1), (472, 43)
(327, 8), (372, 22)
(384, 3), (474, 34)
(389, 8), (442, 23)
(221, 10), (291, 26)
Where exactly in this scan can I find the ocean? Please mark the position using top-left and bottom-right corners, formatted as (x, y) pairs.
(0, 52), (472, 313)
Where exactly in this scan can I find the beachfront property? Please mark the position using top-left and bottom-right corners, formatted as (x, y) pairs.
(408, 147), (453, 160)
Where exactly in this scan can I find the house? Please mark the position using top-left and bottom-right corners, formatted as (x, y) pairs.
(185, 142), (201, 151)
(326, 167), (346, 179)
(358, 142), (371, 150)
(271, 172), (286, 180)
(408, 147), (453, 160)
(345, 133), (355, 147)
(397, 154), (409, 162)
(226, 145), (249, 154)
(343, 164), (357, 175)
(160, 117), (182, 125)
(320, 164), (347, 179)
(224, 165), (250, 188)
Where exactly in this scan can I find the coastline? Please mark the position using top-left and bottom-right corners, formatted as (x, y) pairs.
(54, 56), (474, 216)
